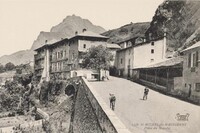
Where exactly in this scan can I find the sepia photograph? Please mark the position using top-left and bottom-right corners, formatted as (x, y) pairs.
(0, 0), (200, 132)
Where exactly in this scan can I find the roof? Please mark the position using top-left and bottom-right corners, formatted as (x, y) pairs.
(117, 36), (165, 52)
(34, 44), (49, 51)
(106, 43), (121, 49)
(136, 56), (183, 69)
(117, 36), (140, 44)
(181, 41), (200, 52)
(34, 38), (69, 51)
(70, 31), (108, 39)
(34, 31), (108, 51)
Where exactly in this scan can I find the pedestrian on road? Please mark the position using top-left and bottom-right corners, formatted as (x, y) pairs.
(143, 86), (149, 100)
(109, 93), (116, 110)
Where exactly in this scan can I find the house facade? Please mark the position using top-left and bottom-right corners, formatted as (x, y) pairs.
(34, 30), (120, 83)
(182, 41), (200, 99)
(115, 35), (167, 78)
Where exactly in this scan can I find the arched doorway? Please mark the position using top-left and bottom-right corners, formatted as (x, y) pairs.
(65, 84), (76, 96)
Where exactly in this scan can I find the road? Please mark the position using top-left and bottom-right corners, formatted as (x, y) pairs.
(89, 76), (200, 133)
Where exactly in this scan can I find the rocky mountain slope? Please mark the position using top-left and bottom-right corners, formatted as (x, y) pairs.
(0, 50), (35, 65)
(102, 22), (150, 43)
(145, 0), (200, 51)
(0, 15), (106, 65)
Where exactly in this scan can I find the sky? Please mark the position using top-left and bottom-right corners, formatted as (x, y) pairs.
(0, 0), (164, 57)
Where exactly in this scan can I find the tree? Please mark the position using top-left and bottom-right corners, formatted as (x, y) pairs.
(5, 62), (15, 71)
(82, 45), (113, 70)
(13, 72), (33, 87)
(82, 45), (113, 81)
(0, 64), (5, 73)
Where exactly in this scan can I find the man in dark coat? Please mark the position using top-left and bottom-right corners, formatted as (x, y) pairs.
(109, 93), (116, 110)
(143, 86), (149, 100)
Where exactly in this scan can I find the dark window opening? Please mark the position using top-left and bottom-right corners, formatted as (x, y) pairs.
(151, 49), (154, 54)
(83, 44), (86, 49)
(196, 83), (200, 92)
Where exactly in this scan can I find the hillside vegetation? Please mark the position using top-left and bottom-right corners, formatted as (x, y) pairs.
(102, 22), (150, 43)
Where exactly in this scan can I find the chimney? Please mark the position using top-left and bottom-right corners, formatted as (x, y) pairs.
(75, 31), (78, 35)
(82, 28), (87, 33)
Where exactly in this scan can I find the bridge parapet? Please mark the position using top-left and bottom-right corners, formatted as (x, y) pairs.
(67, 76), (131, 133)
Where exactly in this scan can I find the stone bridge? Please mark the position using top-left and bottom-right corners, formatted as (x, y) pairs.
(65, 76), (131, 133)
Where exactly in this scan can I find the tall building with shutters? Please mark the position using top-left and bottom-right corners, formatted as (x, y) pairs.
(34, 30), (120, 83)
(182, 41), (200, 98)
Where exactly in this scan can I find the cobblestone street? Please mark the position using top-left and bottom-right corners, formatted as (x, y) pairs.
(90, 76), (200, 133)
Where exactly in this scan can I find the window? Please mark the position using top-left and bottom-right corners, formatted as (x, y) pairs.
(192, 52), (197, 67)
(83, 44), (86, 49)
(195, 83), (200, 92)
(151, 42), (154, 46)
(188, 51), (198, 68)
(64, 51), (66, 58)
(55, 52), (57, 59)
(128, 59), (130, 65)
(151, 49), (154, 54)
(52, 64), (54, 72)
(121, 58), (123, 64)
(57, 62), (59, 71)
(72, 53), (75, 60)
(60, 51), (63, 58)
(129, 49), (131, 55)
(54, 63), (57, 71)
(151, 59), (154, 62)
(57, 52), (60, 59)
(128, 41), (132, 47)
(60, 62), (62, 70)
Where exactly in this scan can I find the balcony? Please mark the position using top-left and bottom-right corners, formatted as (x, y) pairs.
(34, 65), (44, 70)
(34, 54), (45, 61)
(51, 57), (68, 63)
(35, 72), (42, 77)
(51, 67), (71, 73)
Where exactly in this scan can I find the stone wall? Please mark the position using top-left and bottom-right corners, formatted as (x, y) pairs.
(69, 77), (131, 133)
(0, 120), (44, 133)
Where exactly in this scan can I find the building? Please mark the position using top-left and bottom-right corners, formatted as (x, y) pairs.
(34, 30), (120, 82)
(181, 41), (200, 99)
(133, 57), (183, 91)
(115, 34), (167, 78)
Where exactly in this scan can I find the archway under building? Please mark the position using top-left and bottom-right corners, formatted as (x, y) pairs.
(65, 84), (76, 96)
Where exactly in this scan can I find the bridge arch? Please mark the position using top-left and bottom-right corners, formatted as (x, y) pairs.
(65, 84), (76, 96)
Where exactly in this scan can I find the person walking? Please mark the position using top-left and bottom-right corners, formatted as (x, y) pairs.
(143, 86), (149, 100)
(109, 94), (116, 110)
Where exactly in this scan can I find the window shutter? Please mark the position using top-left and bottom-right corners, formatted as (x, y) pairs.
(196, 51), (199, 67)
(188, 53), (191, 68)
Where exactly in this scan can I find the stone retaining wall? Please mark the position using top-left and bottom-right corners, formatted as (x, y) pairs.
(69, 77), (131, 133)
